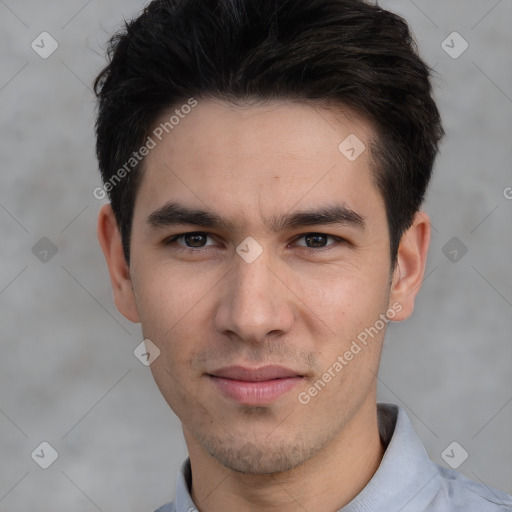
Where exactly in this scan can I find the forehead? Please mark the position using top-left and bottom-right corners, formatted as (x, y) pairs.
(134, 99), (384, 230)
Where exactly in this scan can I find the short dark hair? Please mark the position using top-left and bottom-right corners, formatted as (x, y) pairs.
(94, 0), (444, 265)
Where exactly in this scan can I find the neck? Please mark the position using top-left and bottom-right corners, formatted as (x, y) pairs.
(185, 399), (385, 512)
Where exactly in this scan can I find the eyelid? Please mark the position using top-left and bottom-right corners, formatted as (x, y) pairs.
(164, 231), (217, 249)
(291, 233), (345, 249)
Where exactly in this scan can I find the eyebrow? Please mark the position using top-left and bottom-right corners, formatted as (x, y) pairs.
(146, 201), (365, 232)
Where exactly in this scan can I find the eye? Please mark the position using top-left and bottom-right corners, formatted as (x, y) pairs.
(166, 232), (216, 249)
(294, 233), (341, 249)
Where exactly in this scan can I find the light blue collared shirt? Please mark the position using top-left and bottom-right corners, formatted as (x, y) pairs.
(155, 403), (512, 511)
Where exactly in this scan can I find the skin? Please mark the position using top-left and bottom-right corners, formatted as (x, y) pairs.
(98, 99), (430, 512)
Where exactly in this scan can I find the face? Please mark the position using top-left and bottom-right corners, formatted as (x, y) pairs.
(101, 99), (424, 474)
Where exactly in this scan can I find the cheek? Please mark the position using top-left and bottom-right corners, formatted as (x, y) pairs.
(293, 264), (390, 338)
(298, 271), (388, 403)
(133, 261), (209, 331)
(135, 266), (210, 412)
(132, 263), (222, 376)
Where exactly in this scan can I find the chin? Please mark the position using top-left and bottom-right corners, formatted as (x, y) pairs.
(205, 436), (318, 475)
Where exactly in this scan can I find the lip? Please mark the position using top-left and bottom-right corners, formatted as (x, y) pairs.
(209, 365), (302, 381)
(208, 365), (304, 405)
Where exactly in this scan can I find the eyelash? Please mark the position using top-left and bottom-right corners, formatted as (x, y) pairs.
(163, 232), (346, 252)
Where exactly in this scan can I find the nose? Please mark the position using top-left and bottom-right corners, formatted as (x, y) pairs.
(214, 251), (295, 343)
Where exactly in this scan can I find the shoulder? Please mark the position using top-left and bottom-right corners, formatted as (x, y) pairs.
(429, 464), (512, 511)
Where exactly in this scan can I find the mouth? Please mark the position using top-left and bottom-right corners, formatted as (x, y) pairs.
(207, 365), (304, 405)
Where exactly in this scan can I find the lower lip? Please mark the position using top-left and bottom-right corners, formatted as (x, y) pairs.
(209, 376), (303, 405)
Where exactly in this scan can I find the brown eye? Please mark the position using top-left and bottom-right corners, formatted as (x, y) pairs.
(183, 233), (209, 247)
(166, 232), (215, 249)
(295, 233), (340, 249)
(305, 234), (328, 248)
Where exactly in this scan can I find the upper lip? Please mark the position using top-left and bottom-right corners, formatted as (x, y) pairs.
(208, 365), (302, 382)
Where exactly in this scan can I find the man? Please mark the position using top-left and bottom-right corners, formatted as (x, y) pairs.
(94, 0), (512, 510)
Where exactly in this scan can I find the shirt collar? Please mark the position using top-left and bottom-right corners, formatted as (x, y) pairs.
(341, 403), (438, 511)
(173, 403), (438, 511)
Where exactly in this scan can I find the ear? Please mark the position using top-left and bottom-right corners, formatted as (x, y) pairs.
(97, 203), (140, 323)
(388, 211), (431, 321)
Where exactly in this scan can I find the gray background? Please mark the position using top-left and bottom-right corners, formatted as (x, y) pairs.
(0, 0), (511, 510)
